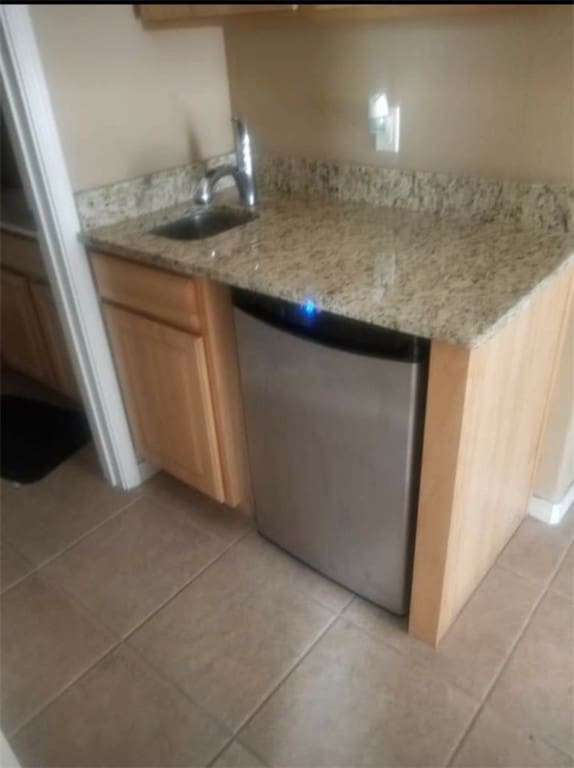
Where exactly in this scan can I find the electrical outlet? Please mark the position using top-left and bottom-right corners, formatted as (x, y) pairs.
(375, 106), (400, 153)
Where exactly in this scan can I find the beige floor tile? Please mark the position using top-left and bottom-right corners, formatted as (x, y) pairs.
(343, 564), (541, 700)
(11, 645), (229, 767)
(129, 537), (336, 731)
(1, 540), (34, 592)
(488, 591), (574, 757)
(204, 530), (352, 614)
(498, 512), (574, 586)
(240, 618), (476, 767)
(43, 495), (228, 636)
(214, 740), (267, 767)
(1, 446), (140, 565)
(550, 544), (574, 601)
(453, 704), (573, 767)
(145, 471), (253, 545)
(0, 574), (116, 735)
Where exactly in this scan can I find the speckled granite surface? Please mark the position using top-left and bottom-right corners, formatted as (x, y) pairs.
(77, 153), (573, 235)
(84, 191), (574, 348)
(76, 152), (235, 231)
(257, 156), (574, 234)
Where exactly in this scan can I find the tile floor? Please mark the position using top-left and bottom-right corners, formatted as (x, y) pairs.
(1, 445), (573, 767)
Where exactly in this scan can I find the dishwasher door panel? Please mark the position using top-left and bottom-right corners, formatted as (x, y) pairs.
(234, 307), (427, 615)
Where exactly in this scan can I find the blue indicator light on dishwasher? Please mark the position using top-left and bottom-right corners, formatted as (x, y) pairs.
(303, 300), (317, 317)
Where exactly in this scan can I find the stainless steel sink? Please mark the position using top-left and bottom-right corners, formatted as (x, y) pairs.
(150, 205), (257, 241)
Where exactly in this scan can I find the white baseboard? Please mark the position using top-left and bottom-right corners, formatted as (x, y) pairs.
(137, 459), (160, 483)
(528, 482), (574, 525)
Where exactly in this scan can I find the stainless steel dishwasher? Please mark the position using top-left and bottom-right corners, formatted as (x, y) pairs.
(233, 289), (429, 615)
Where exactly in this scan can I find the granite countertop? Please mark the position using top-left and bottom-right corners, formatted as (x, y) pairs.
(83, 192), (574, 348)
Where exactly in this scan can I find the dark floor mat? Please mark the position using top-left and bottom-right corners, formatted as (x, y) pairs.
(1, 395), (91, 484)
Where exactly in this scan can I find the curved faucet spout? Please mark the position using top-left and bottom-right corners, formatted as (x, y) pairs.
(194, 117), (257, 209)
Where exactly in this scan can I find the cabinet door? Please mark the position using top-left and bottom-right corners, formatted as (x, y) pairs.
(104, 303), (225, 502)
(29, 282), (80, 401)
(0, 269), (53, 384)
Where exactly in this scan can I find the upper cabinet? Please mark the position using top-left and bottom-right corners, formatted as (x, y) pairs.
(136, 4), (298, 25)
(136, 4), (520, 27)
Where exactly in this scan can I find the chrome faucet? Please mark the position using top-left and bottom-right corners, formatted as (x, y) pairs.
(194, 117), (257, 209)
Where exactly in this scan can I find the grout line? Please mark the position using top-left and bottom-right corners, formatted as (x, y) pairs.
(207, 735), (236, 768)
(121, 524), (254, 643)
(0, 541), (36, 595)
(4, 506), (253, 743)
(445, 537), (574, 767)
(126, 594), (340, 767)
(538, 735), (574, 763)
(495, 559), (559, 591)
(39, 517), (254, 645)
(339, 596), (485, 703)
(123, 641), (234, 739)
(1, 492), (144, 597)
(234, 611), (339, 739)
(233, 737), (271, 768)
(31, 564), (125, 640)
(7, 640), (122, 740)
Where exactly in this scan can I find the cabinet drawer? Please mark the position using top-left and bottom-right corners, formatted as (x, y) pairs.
(92, 252), (201, 332)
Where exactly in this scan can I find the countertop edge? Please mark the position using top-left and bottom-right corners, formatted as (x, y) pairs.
(83, 229), (574, 350)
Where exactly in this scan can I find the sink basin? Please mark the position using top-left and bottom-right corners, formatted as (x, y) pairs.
(150, 205), (257, 241)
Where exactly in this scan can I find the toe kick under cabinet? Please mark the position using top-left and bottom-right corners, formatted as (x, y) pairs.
(91, 252), (251, 509)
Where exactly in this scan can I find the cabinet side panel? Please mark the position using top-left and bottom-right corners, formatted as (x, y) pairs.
(196, 278), (252, 510)
(533, 297), (574, 502)
(410, 265), (573, 646)
(448, 267), (573, 621)
(408, 341), (471, 645)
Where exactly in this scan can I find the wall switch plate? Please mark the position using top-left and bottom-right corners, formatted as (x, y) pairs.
(375, 106), (400, 153)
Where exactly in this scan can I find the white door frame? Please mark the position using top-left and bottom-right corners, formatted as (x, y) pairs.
(0, 5), (144, 490)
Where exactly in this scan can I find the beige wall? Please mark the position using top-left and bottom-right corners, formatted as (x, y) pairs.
(31, 5), (233, 190)
(225, 6), (574, 184)
(535, 300), (574, 503)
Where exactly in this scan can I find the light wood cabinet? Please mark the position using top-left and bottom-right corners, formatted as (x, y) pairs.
(409, 263), (574, 646)
(137, 4), (297, 25)
(92, 252), (201, 333)
(1, 229), (80, 401)
(137, 3), (522, 27)
(104, 304), (225, 501)
(0, 269), (53, 384)
(92, 252), (251, 509)
(29, 282), (80, 401)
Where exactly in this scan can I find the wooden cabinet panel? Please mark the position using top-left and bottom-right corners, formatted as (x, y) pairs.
(297, 4), (516, 21)
(91, 252), (251, 509)
(138, 4), (297, 24)
(29, 282), (79, 401)
(409, 264), (574, 646)
(196, 278), (252, 510)
(0, 269), (53, 384)
(137, 3), (522, 27)
(92, 252), (201, 333)
(104, 303), (225, 502)
(1, 229), (46, 280)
